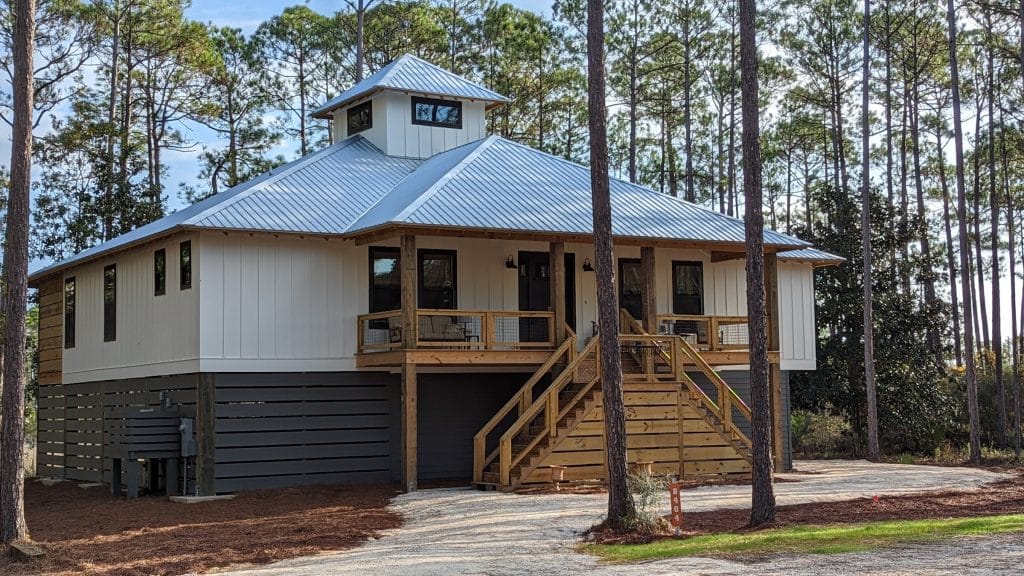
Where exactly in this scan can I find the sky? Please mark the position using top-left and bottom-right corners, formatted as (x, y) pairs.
(1, 0), (1020, 341)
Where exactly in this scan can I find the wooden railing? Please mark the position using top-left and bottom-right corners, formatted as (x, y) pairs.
(356, 309), (556, 354)
(655, 314), (750, 351)
(624, 309), (752, 440)
(472, 326), (577, 483)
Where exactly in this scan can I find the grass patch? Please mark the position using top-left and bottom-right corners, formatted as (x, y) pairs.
(586, 514), (1024, 563)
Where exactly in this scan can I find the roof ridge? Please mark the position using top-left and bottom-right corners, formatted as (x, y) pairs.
(184, 137), (364, 226)
(343, 136), (495, 233)
(492, 137), (811, 248)
(392, 136), (497, 221)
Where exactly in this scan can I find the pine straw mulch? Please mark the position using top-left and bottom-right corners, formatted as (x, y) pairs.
(586, 468), (1024, 545)
(0, 479), (403, 576)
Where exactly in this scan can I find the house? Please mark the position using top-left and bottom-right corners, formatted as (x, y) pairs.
(30, 54), (842, 495)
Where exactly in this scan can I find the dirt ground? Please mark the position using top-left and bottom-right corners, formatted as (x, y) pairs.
(589, 468), (1024, 543)
(0, 479), (402, 576)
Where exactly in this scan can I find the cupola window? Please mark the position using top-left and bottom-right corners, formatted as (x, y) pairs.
(411, 96), (462, 129)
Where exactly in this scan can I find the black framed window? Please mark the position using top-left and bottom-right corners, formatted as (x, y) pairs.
(672, 261), (704, 315)
(618, 258), (643, 321)
(103, 264), (116, 342)
(154, 248), (167, 296)
(64, 277), (76, 349)
(180, 241), (192, 290)
(411, 96), (462, 129)
(370, 247), (401, 313)
(347, 101), (372, 134)
(418, 250), (456, 310)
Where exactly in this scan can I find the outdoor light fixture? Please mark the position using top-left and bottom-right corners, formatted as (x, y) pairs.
(505, 255), (517, 268)
(582, 258), (594, 272)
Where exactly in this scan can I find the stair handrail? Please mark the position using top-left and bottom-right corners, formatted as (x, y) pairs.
(676, 336), (752, 423)
(496, 335), (601, 485)
(473, 326), (576, 483)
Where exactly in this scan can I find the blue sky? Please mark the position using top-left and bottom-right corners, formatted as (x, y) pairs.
(185, 0), (556, 34)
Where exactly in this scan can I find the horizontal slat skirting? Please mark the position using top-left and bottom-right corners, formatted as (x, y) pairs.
(215, 428), (389, 448)
(216, 470), (390, 493)
(216, 442), (389, 464)
(217, 455), (391, 478)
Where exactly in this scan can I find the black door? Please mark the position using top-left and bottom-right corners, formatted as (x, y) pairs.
(618, 258), (643, 321)
(672, 261), (704, 314)
(518, 251), (576, 342)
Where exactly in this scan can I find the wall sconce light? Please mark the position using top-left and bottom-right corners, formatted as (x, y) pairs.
(582, 258), (594, 272)
(505, 255), (517, 269)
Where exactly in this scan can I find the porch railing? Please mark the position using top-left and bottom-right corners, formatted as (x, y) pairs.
(654, 314), (750, 351)
(356, 309), (556, 354)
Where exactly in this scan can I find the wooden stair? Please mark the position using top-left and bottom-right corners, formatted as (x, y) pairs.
(473, 312), (755, 491)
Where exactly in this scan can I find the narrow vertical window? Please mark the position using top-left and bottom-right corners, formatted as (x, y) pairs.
(103, 264), (116, 342)
(180, 240), (192, 290)
(154, 248), (166, 296)
(64, 277), (76, 349)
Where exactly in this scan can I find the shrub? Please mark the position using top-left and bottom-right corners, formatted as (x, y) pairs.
(791, 409), (853, 457)
(626, 469), (670, 533)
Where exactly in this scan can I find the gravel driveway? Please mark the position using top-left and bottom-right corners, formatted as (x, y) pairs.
(221, 460), (1016, 576)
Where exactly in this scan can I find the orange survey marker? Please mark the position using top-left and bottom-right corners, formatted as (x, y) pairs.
(669, 481), (684, 535)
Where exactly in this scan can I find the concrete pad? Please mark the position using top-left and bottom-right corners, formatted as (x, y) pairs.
(78, 482), (105, 489)
(38, 477), (64, 486)
(169, 494), (236, 504)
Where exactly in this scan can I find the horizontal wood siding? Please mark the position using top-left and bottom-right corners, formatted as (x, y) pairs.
(417, 374), (524, 480)
(35, 376), (198, 482)
(213, 373), (397, 492)
(36, 276), (65, 478)
(527, 382), (752, 484)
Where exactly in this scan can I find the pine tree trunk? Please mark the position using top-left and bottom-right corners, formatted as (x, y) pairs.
(861, 0), (879, 462)
(586, 0), (635, 530)
(937, 127), (963, 366)
(1003, 116), (1020, 457)
(739, 0), (775, 527)
(972, 102), (990, 354)
(910, 93), (937, 357)
(945, 0), (982, 465)
(356, 0), (366, 82)
(0, 0), (35, 545)
(987, 39), (1006, 445)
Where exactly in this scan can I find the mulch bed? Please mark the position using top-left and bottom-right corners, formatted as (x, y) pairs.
(587, 469), (1024, 545)
(0, 479), (403, 576)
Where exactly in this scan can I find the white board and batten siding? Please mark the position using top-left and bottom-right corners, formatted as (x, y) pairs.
(332, 91), (487, 158)
(62, 234), (200, 384)
(194, 234), (818, 374)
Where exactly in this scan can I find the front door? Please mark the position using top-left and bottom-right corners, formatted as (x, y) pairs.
(518, 251), (576, 342)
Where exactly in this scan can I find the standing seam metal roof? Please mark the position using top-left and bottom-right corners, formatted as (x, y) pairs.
(312, 54), (511, 119)
(346, 136), (811, 249)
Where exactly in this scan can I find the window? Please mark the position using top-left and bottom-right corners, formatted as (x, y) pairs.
(618, 259), (643, 321)
(154, 248), (166, 296)
(64, 277), (76, 349)
(103, 264), (116, 342)
(347, 101), (372, 134)
(418, 250), (456, 310)
(411, 96), (462, 129)
(672, 261), (704, 315)
(369, 247), (401, 314)
(180, 241), (192, 290)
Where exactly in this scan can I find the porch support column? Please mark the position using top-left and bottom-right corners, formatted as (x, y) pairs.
(400, 233), (418, 492)
(765, 252), (784, 471)
(550, 241), (566, 346)
(640, 246), (657, 333)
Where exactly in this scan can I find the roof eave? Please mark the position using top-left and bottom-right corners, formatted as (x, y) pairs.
(312, 87), (510, 120)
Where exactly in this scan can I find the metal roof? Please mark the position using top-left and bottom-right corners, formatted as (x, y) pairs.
(348, 136), (810, 249)
(777, 247), (845, 266)
(32, 135), (830, 283)
(312, 54), (511, 119)
(29, 137), (421, 281)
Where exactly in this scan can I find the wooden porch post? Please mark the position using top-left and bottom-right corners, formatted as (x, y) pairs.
(765, 252), (784, 470)
(640, 246), (657, 333)
(196, 373), (216, 496)
(400, 233), (418, 491)
(550, 241), (566, 346)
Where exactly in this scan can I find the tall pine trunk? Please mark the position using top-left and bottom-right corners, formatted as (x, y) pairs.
(861, 0), (879, 462)
(937, 127), (963, 366)
(739, 0), (775, 527)
(586, 0), (635, 530)
(945, 0), (982, 464)
(1, 0), (36, 545)
(987, 40), (1005, 445)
